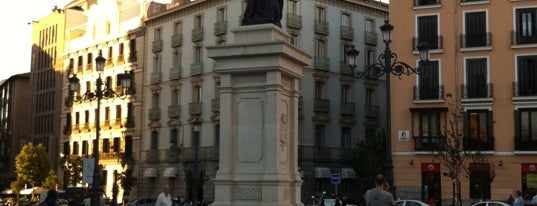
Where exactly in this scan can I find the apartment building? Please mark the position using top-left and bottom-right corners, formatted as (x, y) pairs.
(58, 0), (153, 201)
(141, 0), (387, 203)
(29, 7), (67, 174)
(390, 0), (537, 204)
(0, 73), (31, 188)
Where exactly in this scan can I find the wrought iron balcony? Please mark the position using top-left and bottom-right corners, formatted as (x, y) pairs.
(313, 56), (329, 71)
(286, 13), (302, 29)
(414, 0), (441, 6)
(365, 104), (379, 118)
(413, 36), (443, 50)
(314, 20), (329, 35)
(152, 40), (163, 53)
(191, 62), (203, 75)
(340, 26), (354, 40)
(463, 136), (494, 151)
(150, 71), (161, 84)
(171, 34), (183, 48)
(192, 28), (204, 42)
(461, 83), (493, 99)
(515, 135), (537, 151)
(314, 98), (330, 113)
(169, 66), (181, 80)
(168, 105), (181, 118)
(460, 32), (491, 48)
(145, 150), (159, 163)
(414, 136), (444, 151)
(148, 108), (160, 121)
(512, 30), (537, 46)
(340, 61), (353, 75)
(214, 21), (227, 36)
(340, 102), (355, 116)
(189, 102), (203, 115)
(365, 31), (378, 45)
(414, 85), (444, 101)
(513, 81), (537, 97)
(128, 51), (137, 63)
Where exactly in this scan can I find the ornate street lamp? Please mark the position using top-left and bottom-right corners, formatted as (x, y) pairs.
(345, 20), (430, 193)
(68, 52), (132, 206)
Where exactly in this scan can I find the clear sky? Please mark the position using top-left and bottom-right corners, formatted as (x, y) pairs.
(0, 0), (388, 81)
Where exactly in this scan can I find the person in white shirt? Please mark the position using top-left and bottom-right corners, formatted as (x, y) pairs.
(155, 185), (172, 206)
(531, 193), (537, 204)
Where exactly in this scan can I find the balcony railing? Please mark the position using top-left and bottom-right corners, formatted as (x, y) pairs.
(214, 21), (227, 36)
(463, 136), (494, 151)
(413, 36), (443, 50)
(191, 62), (203, 75)
(366, 104), (379, 118)
(414, 0), (441, 6)
(169, 66), (181, 80)
(340, 61), (353, 75)
(340, 102), (355, 116)
(513, 81), (537, 97)
(150, 71), (161, 84)
(314, 20), (329, 35)
(145, 150), (159, 163)
(414, 136), (444, 151)
(365, 31), (378, 45)
(192, 28), (204, 42)
(460, 32), (491, 48)
(511, 30), (537, 46)
(171, 34), (183, 47)
(313, 146), (330, 161)
(414, 85), (444, 101)
(189, 102), (202, 115)
(340, 26), (354, 40)
(168, 105), (181, 118)
(166, 147), (180, 163)
(286, 13), (302, 29)
(152, 40), (163, 53)
(128, 51), (137, 62)
(313, 56), (329, 71)
(461, 83), (493, 99)
(314, 98), (330, 113)
(148, 108), (160, 121)
(515, 135), (537, 151)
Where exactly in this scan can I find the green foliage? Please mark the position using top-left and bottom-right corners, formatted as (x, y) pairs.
(13, 143), (52, 187)
(42, 169), (59, 189)
(10, 178), (25, 194)
(63, 155), (83, 186)
(118, 169), (136, 200)
(351, 129), (386, 196)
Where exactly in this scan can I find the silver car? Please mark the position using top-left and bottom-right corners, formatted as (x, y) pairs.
(126, 198), (157, 206)
(395, 199), (430, 206)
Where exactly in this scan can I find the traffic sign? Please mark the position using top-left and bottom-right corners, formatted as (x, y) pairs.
(331, 174), (341, 184)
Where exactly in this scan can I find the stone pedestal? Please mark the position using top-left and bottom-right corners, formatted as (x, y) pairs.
(207, 24), (311, 206)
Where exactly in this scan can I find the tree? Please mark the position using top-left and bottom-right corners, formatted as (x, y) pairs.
(464, 150), (496, 201)
(352, 129), (386, 204)
(13, 143), (52, 188)
(118, 169), (136, 203)
(63, 155), (83, 186)
(42, 169), (59, 189)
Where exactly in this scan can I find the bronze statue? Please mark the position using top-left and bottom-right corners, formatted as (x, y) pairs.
(242, 0), (283, 28)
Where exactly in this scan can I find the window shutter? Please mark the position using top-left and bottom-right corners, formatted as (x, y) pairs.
(487, 110), (494, 149)
(514, 110), (520, 149)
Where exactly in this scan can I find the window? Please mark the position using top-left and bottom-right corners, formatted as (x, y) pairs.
(73, 141), (79, 155)
(171, 89), (179, 106)
(217, 7), (226, 22)
(469, 163), (492, 200)
(415, 0), (439, 6)
(78, 55), (83, 67)
(366, 88), (375, 107)
(174, 21), (182, 35)
(155, 28), (162, 40)
(365, 19), (374, 34)
(193, 86), (202, 102)
(113, 137), (120, 153)
(170, 129), (178, 148)
(315, 125), (326, 148)
(194, 15), (203, 29)
(463, 11), (488, 48)
(152, 93), (160, 108)
(417, 60), (440, 100)
(84, 110), (90, 123)
(341, 127), (352, 149)
(173, 50), (181, 70)
(104, 107), (110, 121)
(119, 43), (124, 56)
(153, 54), (161, 72)
(464, 58), (488, 98)
(463, 110), (493, 150)
(417, 15), (439, 49)
(315, 39), (326, 58)
(103, 139), (110, 153)
(105, 20), (111, 34)
(366, 49), (375, 67)
(341, 86), (350, 102)
(315, 81), (324, 99)
(315, 7), (326, 21)
(87, 53), (93, 65)
(515, 108), (537, 150)
(288, 0), (299, 15)
(515, 8), (537, 44)
(516, 55), (537, 96)
(108, 46), (113, 60)
(151, 131), (158, 150)
(341, 13), (350, 27)
(82, 141), (88, 155)
(194, 46), (202, 64)
(63, 142), (70, 156)
(411, 109), (446, 151)
(116, 105), (122, 119)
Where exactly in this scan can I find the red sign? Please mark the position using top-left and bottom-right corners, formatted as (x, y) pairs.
(421, 163), (440, 172)
(522, 163), (537, 173)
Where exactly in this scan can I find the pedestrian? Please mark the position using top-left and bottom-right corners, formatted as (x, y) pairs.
(531, 193), (537, 204)
(507, 194), (514, 205)
(44, 189), (58, 206)
(341, 196), (348, 206)
(365, 174), (395, 206)
(155, 185), (172, 206)
(514, 190), (524, 206)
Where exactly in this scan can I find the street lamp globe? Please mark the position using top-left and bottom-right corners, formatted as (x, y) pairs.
(346, 46), (360, 71)
(95, 54), (106, 72)
(68, 74), (80, 93)
(417, 42), (431, 63)
(119, 71), (132, 90)
(380, 20), (394, 44)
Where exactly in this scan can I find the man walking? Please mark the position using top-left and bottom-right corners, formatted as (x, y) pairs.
(155, 185), (172, 206)
(365, 174), (395, 206)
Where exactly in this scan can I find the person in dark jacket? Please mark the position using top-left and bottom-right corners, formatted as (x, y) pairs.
(44, 189), (58, 206)
(364, 174), (394, 206)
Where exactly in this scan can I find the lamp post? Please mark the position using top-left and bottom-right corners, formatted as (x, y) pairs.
(191, 121), (201, 205)
(345, 20), (430, 192)
(68, 53), (132, 206)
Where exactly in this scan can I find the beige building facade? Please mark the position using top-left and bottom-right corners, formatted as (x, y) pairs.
(390, 0), (537, 204)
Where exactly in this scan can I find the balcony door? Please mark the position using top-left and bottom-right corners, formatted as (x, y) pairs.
(516, 8), (537, 44)
(517, 55), (537, 96)
(417, 15), (439, 49)
(418, 61), (439, 100)
(465, 11), (487, 47)
(466, 58), (488, 98)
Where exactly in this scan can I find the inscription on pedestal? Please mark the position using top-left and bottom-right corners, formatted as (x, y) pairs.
(233, 185), (262, 200)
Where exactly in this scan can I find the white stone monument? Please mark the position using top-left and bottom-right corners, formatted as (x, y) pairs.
(207, 24), (311, 206)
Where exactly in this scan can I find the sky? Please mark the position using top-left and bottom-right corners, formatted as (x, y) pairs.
(0, 0), (388, 81)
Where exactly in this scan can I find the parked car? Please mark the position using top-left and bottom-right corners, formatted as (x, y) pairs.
(126, 197), (157, 206)
(395, 199), (430, 206)
(471, 201), (510, 206)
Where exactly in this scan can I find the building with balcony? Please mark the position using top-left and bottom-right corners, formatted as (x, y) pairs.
(141, 0), (387, 203)
(57, 0), (153, 201)
(0, 73), (31, 186)
(390, 0), (537, 204)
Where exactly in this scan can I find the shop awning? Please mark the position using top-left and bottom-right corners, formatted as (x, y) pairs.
(341, 168), (356, 179)
(314, 167), (331, 178)
(143, 168), (157, 177)
(163, 167), (177, 177)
